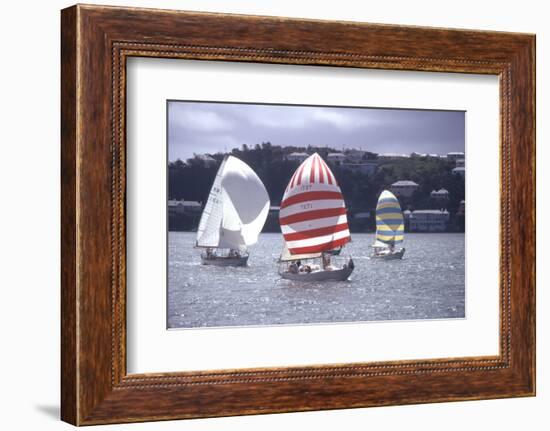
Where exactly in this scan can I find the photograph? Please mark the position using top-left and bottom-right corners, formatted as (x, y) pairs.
(167, 100), (466, 329)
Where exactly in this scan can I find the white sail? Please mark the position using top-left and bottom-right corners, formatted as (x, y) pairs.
(196, 155), (270, 250)
(196, 157), (227, 248)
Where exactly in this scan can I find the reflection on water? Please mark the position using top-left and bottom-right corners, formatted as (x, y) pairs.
(168, 232), (465, 328)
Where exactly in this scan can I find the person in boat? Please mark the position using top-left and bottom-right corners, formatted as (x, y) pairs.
(301, 264), (312, 273)
(288, 262), (298, 274)
(228, 249), (241, 258)
(344, 257), (355, 270)
(322, 254), (336, 271)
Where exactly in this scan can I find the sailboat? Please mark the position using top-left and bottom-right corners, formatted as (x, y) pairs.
(278, 153), (354, 281)
(195, 155), (270, 266)
(370, 190), (406, 259)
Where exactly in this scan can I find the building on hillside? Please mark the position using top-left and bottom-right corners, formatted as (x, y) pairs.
(344, 149), (368, 162)
(390, 180), (419, 198)
(447, 152), (465, 162)
(286, 152), (309, 162)
(409, 209), (450, 232)
(430, 188), (450, 201)
(168, 200), (185, 215)
(327, 152), (346, 165)
(410, 152), (427, 158)
(168, 200), (202, 216)
(378, 152), (410, 160)
(452, 167), (466, 178)
(341, 161), (377, 176)
(182, 201), (202, 213)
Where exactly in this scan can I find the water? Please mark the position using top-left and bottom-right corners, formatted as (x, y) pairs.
(168, 232), (465, 328)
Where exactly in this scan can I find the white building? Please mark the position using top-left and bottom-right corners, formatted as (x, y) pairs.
(168, 199), (202, 215)
(378, 153), (410, 160)
(341, 162), (377, 176)
(390, 180), (419, 198)
(327, 152), (346, 164)
(447, 152), (465, 162)
(430, 188), (450, 200)
(168, 199), (185, 215)
(410, 152), (427, 158)
(409, 210), (450, 232)
(452, 167), (466, 178)
(286, 152), (309, 162)
(181, 201), (202, 213)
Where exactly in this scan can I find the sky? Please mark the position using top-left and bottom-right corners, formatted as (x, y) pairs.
(168, 101), (465, 162)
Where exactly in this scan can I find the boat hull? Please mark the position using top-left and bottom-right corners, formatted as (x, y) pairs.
(200, 255), (249, 266)
(371, 248), (406, 260)
(281, 267), (353, 282)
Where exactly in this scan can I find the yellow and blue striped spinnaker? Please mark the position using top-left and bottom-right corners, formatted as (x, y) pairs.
(375, 190), (404, 246)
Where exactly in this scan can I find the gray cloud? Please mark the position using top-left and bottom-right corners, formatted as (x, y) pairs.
(168, 101), (464, 161)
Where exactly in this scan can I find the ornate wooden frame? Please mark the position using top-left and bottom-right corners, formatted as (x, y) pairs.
(61, 4), (535, 425)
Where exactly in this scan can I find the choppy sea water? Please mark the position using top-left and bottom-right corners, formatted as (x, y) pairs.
(168, 232), (465, 328)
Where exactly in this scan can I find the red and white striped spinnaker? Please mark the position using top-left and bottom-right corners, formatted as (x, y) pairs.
(279, 153), (351, 256)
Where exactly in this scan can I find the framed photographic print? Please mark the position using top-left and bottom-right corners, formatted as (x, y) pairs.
(61, 4), (535, 425)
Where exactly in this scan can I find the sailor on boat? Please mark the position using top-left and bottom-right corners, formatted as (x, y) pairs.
(277, 153), (354, 281)
(195, 155), (270, 267)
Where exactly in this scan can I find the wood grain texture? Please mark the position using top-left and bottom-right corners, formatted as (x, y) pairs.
(60, 4), (536, 425)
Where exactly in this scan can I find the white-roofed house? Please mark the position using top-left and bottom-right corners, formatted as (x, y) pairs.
(430, 188), (450, 201)
(378, 153), (410, 160)
(168, 199), (185, 215)
(286, 152), (309, 163)
(327, 152), (346, 165)
(452, 167), (466, 178)
(447, 151), (465, 162)
(168, 199), (202, 215)
(390, 180), (419, 198)
(409, 209), (450, 232)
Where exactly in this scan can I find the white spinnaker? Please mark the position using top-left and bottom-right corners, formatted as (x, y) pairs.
(196, 157), (227, 248)
(196, 155), (270, 250)
(219, 156), (270, 249)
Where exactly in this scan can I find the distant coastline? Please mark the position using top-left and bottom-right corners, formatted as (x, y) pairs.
(168, 143), (465, 233)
